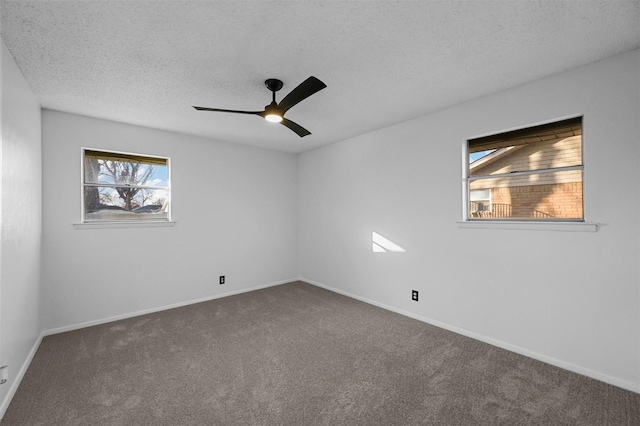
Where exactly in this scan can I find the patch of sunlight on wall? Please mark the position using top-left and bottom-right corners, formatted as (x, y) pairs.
(372, 232), (406, 253)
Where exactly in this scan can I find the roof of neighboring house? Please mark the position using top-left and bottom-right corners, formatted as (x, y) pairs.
(469, 118), (582, 175)
(469, 146), (518, 172)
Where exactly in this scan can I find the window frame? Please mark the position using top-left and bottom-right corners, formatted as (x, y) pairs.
(460, 116), (596, 231)
(79, 147), (172, 226)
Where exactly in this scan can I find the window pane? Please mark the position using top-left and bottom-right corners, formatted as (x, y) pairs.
(469, 170), (583, 220)
(84, 186), (168, 221)
(469, 133), (581, 177)
(468, 117), (582, 153)
(83, 149), (170, 223)
(84, 155), (168, 187)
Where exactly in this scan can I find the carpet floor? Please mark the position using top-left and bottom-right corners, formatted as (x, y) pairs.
(2, 281), (639, 425)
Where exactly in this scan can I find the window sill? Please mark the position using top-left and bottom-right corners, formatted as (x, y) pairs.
(73, 221), (176, 230)
(456, 221), (598, 232)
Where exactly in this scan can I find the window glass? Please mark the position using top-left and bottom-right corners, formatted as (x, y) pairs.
(466, 117), (583, 221)
(83, 149), (170, 222)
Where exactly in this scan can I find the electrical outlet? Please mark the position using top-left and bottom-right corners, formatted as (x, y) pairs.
(0, 365), (8, 385)
(412, 290), (419, 301)
(219, 275), (225, 285)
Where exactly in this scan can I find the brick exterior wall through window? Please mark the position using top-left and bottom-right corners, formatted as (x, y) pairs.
(469, 127), (582, 219)
(488, 182), (583, 219)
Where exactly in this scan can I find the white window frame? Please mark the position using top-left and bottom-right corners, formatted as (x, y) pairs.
(459, 116), (597, 232)
(75, 148), (174, 229)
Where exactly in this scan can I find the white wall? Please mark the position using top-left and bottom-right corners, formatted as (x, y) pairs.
(299, 49), (640, 391)
(0, 41), (42, 415)
(41, 111), (298, 331)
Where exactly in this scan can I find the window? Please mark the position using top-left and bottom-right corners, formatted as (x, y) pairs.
(465, 117), (583, 221)
(82, 149), (170, 222)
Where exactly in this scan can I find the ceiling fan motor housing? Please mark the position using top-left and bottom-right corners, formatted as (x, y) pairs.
(265, 78), (283, 92)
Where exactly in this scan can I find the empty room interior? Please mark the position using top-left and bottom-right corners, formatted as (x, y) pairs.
(1, 0), (640, 424)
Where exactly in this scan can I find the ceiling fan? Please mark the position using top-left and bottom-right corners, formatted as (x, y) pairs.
(193, 76), (326, 138)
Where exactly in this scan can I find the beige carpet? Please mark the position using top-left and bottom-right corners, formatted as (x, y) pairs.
(3, 281), (639, 425)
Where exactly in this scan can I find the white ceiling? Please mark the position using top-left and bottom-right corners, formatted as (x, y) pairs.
(2, 1), (639, 153)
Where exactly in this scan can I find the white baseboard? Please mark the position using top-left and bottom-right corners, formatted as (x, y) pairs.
(0, 332), (44, 420)
(301, 277), (640, 394)
(44, 278), (297, 336)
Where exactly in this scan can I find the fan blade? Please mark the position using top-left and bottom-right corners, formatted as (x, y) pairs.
(277, 76), (326, 114)
(193, 106), (262, 115)
(280, 118), (311, 137)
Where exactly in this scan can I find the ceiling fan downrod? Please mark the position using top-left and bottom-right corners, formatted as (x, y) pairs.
(264, 78), (283, 103)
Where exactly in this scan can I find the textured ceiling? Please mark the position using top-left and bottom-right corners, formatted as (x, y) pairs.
(1, 1), (639, 153)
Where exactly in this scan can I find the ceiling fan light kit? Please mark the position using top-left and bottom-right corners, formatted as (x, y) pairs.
(264, 113), (283, 123)
(263, 97), (283, 123)
(193, 76), (326, 137)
